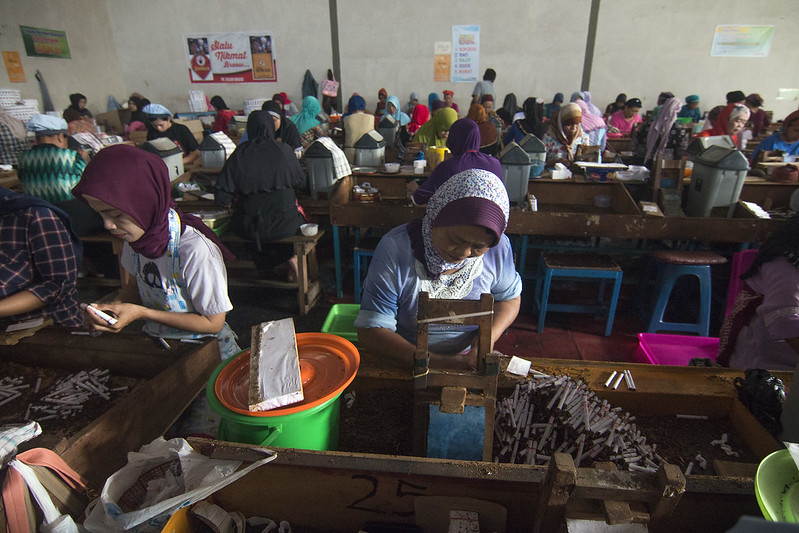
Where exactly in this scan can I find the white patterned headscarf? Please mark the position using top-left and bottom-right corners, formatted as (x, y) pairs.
(420, 168), (510, 278)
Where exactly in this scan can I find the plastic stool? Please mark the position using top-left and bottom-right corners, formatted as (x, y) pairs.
(646, 250), (727, 336)
(534, 252), (623, 336)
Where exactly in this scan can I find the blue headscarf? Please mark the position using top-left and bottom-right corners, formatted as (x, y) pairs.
(343, 94), (366, 118)
(290, 95), (322, 135)
(428, 92), (440, 110)
(384, 95), (410, 126)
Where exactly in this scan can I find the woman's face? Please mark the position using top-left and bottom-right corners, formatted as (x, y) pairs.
(563, 122), (580, 137)
(150, 118), (171, 133)
(688, 102), (699, 110)
(78, 99), (87, 110)
(129, 100), (138, 112)
(783, 121), (799, 143)
(438, 128), (450, 139)
(387, 102), (396, 115)
(624, 107), (640, 119)
(83, 195), (145, 242)
(379, 93), (387, 103)
(483, 101), (494, 112)
(728, 116), (748, 135)
(431, 225), (494, 263)
(271, 115), (281, 131)
(444, 94), (453, 104)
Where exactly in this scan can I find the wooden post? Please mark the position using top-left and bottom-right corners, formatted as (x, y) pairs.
(534, 453), (577, 533)
(651, 463), (685, 521)
(595, 462), (635, 525)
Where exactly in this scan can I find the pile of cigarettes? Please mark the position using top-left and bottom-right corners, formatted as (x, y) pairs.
(22, 368), (127, 422)
(0, 376), (30, 408)
(494, 374), (661, 473)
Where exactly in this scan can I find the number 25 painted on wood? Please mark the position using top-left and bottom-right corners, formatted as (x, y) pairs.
(346, 475), (427, 517)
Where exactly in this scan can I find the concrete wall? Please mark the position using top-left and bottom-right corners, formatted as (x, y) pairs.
(1, 1), (796, 121)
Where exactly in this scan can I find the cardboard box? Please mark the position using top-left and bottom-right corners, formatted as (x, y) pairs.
(174, 118), (205, 144)
(129, 130), (148, 147)
(94, 109), (131, 135)
(639, 201), (665, 217)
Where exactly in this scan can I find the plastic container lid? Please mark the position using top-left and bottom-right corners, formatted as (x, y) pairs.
(756, 449), (799, 522)
(215, 332), (359, 416)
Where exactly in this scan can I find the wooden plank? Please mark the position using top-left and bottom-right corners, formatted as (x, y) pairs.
(651, 463), (685, 521)
(534, 453), (577, 533)
(595, 462), (636, 525)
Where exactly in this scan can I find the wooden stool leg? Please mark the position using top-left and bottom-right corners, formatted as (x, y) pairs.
(295, 241), (309, 315)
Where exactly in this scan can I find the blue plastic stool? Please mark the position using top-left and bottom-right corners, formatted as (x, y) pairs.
(354, 237), (382, 303)
(645, 250), (727, 336)
(534, 252), (623, 336)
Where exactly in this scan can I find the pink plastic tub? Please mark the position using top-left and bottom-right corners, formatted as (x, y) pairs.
(636, 333), (720, 366)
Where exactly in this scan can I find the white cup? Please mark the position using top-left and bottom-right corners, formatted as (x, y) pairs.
(413, 159), (426, 169)
(300, 223), (318, 237)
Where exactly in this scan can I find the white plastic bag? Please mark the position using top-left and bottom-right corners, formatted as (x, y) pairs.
(82, 437), (275, 532)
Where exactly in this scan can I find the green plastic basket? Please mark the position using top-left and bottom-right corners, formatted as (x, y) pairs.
(321, 304), (360, 342)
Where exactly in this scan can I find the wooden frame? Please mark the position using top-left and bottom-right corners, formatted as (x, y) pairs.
(652, 158), (687, 201)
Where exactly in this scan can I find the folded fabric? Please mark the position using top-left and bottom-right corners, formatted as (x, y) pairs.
(311, 137), (351, 180)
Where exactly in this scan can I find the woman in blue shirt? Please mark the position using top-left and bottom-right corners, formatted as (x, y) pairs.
(751, 110), (799, 163)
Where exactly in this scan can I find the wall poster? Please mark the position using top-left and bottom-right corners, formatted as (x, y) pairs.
(451, 25), (480, 83)
(3, 52), (26, 82)
(185, 32), (277, 83)
(433, 41), (451, 82)
(19, 26), (71, 59)
(711, 25), (774, 58)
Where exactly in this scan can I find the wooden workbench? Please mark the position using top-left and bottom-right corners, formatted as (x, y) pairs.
(0, 326), (220, 488)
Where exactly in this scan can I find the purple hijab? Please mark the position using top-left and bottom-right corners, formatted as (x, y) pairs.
(73, 145), (234, 261)
(412, 118), (502, 205)
(407, 168), (509, 280)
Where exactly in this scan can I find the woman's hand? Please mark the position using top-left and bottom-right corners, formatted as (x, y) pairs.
(84, 302), (143, 333)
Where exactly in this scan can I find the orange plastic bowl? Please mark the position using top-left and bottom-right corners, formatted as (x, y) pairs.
(214, 332), (359, 416)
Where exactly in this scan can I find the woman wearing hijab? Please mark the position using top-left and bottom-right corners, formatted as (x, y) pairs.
(342, 94), (374, 163)
(399, 104), (430, 156)
(504, 97), (546, 145)
(581, 92), (603, 118)
(216, 111), (306, 281)
(678, 95), (702, 123)
(745, 93), (771, 137)
(0, 105), (30, 166)
(127, 93), (150, 125)
(412, 108), (458, 149)
(210, 96), (236, 134)
(74, 145), (239, 359)
(144, 103), (201, 165)
(697, 103), (750, 149)
(62, 93), (92, 123)
(262, 100), (302, 150)
(543, 93), (563, 122)
(430, 100), (447, 116)
(355, 168), (522, 368)
(413, 118), (502, 205)
(542, 103), (590, 167)
(649, 92), (674, 122)
(631, 97), (688, 165)
(574, 100), (608, 152)
(607, 98), (643, 138)
(290, 95), (326, 149)
(381, 95), (411, 127)
(719, 216), (799, 370)
(404, 92), (419, 116)
(467, 104), (499, 155)
(604, 94), (627, 118)
(750, 110), (799, 163)
(375, 88), (388, 118)
(273, 93), (298, 117)
(428, 92), (441, 113)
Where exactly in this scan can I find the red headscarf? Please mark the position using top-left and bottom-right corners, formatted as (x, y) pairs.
(73, 145), (234, 261)
(407, 104), (430, 135)
(280, 92), (292, 105)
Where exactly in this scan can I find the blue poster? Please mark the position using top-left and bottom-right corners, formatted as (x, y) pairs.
(451, 25), (480, 83)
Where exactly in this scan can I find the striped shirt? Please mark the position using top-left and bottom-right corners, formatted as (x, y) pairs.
(0, 206), (81, 327)
(18, 144), (87, 203)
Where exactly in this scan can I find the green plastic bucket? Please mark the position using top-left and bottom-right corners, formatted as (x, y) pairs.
(206, 332), (359, 451)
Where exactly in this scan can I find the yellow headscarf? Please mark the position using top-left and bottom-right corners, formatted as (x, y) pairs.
(412, 108), (458, 148)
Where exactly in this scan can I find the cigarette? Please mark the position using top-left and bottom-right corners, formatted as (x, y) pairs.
(70, 331), (91, 335)
(676, 414), (708, 420)
(624, 370), (636, 391)
(34, 377), (41, 393)
(81, 303), (118, 326)
(180, 338), (204, 344)
(158, 337), (171, 349)
(604, 371), (618, 387)
(612, 372), (625, 390)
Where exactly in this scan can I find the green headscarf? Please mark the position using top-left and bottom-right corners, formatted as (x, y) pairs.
(412, 108), (457, 148)
(290, 95), (322, 135)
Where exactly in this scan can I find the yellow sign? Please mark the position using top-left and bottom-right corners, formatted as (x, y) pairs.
(434, 54), (450, 82)
(2, 51), (25, 83)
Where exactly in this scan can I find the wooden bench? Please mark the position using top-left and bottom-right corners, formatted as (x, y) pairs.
(221, 231), (324, 315)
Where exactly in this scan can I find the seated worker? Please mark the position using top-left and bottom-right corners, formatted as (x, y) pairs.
(62, 93), (93, 124)
(649, 91), (674, 122)
(697, 103), (750, 149)
(412, 108), (458, 149)
(412, 118), (502, 205)
(374, 88), (388, 119)
(143, 103), (201, 165)
(342, 94), (375, 163)
(719, 216), (799, 371)
(355, 168), (522, 369)
(631, 97), (689, 166)
(210, 95), (237, 134)
(215, 111), (306, 281)
(604, 94), (626, 118)
(543, 93), (563, 122)
(542, 103), (590, 168)
(471, 68), (497, 106)
(504, 97), (546, 145)
(290, 96), (326, 149)
(399, 104), (430, 156)
(273, 93), (298, 117)
(745, 93), (771, 138)
(73, 145), (240, 360)
(750, 110), (799, 163)
(607, 98), (642, 138)
(262, 100), (302, 151)
(442, 90), (460, 115)
(0, 105), (30, 166)
(467, 104), (499, 156)
(126, 93), (150, 136)
(0, 186), (82, 328)
(17, 114), (103, 237)
(403, 92), (419, 116)
(678, 95), (702, 123)
(575, 100), (607, 152)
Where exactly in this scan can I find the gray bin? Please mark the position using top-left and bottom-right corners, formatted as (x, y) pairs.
(499, 142), (532, 204)
(142, 137), (184, 182)
(378, 115), (397, 149)
(685, 145), (749, 218)
(518, 134), (547, 178)
(303, 140), (336, 199)
(354, 130), (386, 167)
(199, 133), (235, 169)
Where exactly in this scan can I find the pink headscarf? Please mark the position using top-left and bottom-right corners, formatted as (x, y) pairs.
(645, 97), (683, 161)
(575, 100), (605, 133)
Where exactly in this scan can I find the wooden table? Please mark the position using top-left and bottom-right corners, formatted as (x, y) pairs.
(187, 356), (791, 532)
(0, 326), (220, 488)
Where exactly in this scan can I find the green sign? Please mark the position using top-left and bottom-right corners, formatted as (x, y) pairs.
(20, 25), (71, 59)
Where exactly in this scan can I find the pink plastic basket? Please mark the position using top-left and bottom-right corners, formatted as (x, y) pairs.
(636, 333), (720, 366)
